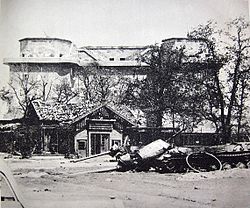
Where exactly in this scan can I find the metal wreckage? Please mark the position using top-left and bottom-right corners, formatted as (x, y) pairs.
(72, 131), (250, 173)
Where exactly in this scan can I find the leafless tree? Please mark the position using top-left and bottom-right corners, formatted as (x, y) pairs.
(188, 17), (250, 141)
(38, 74), (53, 102)
(53, 78), (78, 104)
(76, 63), (132, 105)
(7, 65), (42, 157)
(9, 65), (41, 117)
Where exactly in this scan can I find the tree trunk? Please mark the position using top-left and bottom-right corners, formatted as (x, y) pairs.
(212, 68), (227, 143)
(237, 79), (246, 140)
(225, 56), (241, 143)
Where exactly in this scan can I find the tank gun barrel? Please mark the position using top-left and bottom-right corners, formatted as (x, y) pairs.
(70, 151), (111, 163)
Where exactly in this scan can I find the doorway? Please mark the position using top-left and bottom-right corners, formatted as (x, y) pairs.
(90, 133), (110, 155)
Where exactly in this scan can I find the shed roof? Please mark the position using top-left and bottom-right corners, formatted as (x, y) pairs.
(31, 101), (138, 126)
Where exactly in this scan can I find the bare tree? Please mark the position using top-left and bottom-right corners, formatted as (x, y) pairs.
(53, 78), (78, 104)
(224, 17), (250, 140)
(188, 17), (250, 142)
(76, 63), (132, 105)
(7, 65), (42, 158)
(9, 66), (41, 117)
(90, 73), (130, 103)
(39, 75), (53, 102)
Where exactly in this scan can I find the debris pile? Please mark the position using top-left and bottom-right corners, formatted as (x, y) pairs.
(72, 136), (250, 174)
(110, 139), (250, 173)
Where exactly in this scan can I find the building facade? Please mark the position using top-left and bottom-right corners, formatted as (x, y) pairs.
(4, 37), (211, 90)
(2, 37), (215, 156)
(27, 101), (137, 157)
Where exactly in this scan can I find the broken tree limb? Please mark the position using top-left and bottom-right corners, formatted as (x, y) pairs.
(70, 151), (111, 163)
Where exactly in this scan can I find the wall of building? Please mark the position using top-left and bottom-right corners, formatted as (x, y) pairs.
(3, 37), (216, 131)
(74, 128), (123, 157)
(20, 38), (77, 58)
(74, 129), (88, 156)
(110, 129), (123, 146)
(161, 38), (210, 63)
(0, 100), (9, 119)
(79, 46), (147, 62)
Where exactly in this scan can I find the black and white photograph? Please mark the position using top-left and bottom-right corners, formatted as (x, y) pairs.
(0, 0), (250, 207)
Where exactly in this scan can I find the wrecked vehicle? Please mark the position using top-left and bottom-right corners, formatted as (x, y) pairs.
(117, 139), (171, 171)
(112, 139), (250, 173)
(72, 131), (250, 174)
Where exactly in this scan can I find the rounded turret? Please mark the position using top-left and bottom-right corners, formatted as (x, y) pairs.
(19, 37), (77, 58)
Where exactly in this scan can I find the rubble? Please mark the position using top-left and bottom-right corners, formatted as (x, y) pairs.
(113, 139), (250, 174)
(70, 134), (250, 174)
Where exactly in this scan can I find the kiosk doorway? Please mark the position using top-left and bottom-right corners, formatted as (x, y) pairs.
(90, 133), (110, 155)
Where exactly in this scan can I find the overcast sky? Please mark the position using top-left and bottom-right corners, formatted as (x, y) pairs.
(0, 0), (249, 87)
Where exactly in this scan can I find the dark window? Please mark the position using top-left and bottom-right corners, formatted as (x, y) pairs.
(109, 58), (114, 61)
(120, 58), (126, 61)
(78, 141), (86, 150)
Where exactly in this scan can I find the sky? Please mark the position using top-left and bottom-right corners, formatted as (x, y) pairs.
(0, 0), (249, 87)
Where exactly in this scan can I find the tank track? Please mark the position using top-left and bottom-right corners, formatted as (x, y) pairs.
(151, 151), (250, 173)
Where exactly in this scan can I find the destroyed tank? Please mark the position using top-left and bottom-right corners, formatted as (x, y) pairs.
(116, 140), (250, 173)
(71, 132), (250, 173)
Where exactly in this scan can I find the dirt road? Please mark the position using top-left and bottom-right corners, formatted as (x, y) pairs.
(1, 155), (250, 208)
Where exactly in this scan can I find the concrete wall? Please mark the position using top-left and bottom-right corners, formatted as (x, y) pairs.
(20, 38), (77, 58)
(161, 38), (210, 63)
(110, 129), (123, 144)
(74, 129), (88, 153)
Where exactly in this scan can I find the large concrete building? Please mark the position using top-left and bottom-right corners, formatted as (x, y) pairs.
(2, 37), (213, 156)
(4, 37), (149, 81)
(4, 37), (210, 85)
